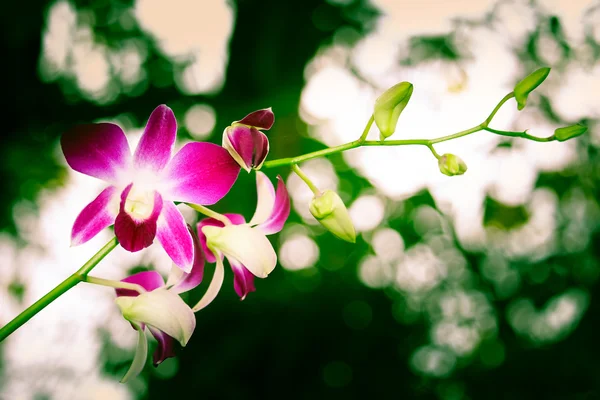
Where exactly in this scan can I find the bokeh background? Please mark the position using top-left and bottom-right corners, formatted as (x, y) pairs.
(1, 0), (600, 398)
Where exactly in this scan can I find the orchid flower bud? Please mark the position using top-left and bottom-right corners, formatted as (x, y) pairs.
(514, 67), (550, 111)
(223, 108), (273, 172)
(438, 153), (467, 176)
(309, 190), (356, 243)
(554, 124), (587, 142)
(374, 82), (413, 140)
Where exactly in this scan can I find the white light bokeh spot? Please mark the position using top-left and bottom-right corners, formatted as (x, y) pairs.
(370, 228), (405, 262)
(395, 244), (447, 293)
(348, 194), (385, 233)
(184, 104), (217, 140)
(358, 255), (394, 289)
(279, 232), (320, 271)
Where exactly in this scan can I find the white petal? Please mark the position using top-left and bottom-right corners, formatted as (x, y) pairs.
(120, 322), (148, 383)
(192, 256), (225, 312)
(116, 288), (196, 346)
(202, 224), (277, 278)
(248, 172), (276, 226)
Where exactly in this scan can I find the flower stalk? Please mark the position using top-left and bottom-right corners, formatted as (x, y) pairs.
(291, 164), (320, 195)
(84, 275), (147, 294)
(186, 203), (232, 226)
(262, 92), (541, 169)
(0, 236), (119, 342)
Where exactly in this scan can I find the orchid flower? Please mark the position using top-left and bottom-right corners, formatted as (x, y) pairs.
(194, 172), (290, 309)
(61, 105), (240, 272)
(222, 108), (273, 172)
(115, 227), (204, 382)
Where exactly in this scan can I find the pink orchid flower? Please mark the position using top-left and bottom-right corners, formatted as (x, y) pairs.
(115, 227), (204, 382)
(195, 172), (290, 308)
(61, 105), (240, 272)
(222, 108), (273, 172)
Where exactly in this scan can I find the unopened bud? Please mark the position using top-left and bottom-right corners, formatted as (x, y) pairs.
(438, 154), (467, 176)
(514, 67), (550, 111)
(223, 108), (273, 172)
(374, 82), (413, 140)
(309, 190), (356, 243)
(554, 124), (587, 142)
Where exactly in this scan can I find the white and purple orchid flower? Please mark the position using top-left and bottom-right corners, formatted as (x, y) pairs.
(195, 172), (290, 308)
(222, 108), (273, 172)
(115, 227), (204, 382)
(61, 105), (240, 272)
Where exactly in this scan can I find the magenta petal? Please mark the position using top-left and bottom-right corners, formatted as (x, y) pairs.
(230, 260), (256, 300)
(116, 271), (165, 297)
(61, 123), (131, 182)
(256, 175), (290, 235)
(225, 125), (254, 170)
(226, 126), (269, 170)
(164, 142), (240, 205)
(115, 184), (163, 252)
(169, 226), (205, 294)
(71, 186), (118, 246)
(148, 326), (177, 366)
(236, 108), (274, 130)
(134, 105), (177, 172)
(251, 129), (270, 169)
(197, 214), (245, 264)
(156, 202), (194, 272)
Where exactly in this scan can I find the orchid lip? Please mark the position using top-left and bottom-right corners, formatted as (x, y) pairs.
(124, 186), (158, 220)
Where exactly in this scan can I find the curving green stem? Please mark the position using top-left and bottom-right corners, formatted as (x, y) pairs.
(483, 92), (515, 126)
(262, 125), (484, 168)
(291, 164), (321, 194)
(357, 115), (375, 143)
(0, 237), (119, 342)
(261, 92), (528, 169)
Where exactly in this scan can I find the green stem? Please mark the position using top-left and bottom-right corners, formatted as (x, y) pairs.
(483, 127), (555, 142)
(291, 164), (321, 195)
(263, 141), (359, 168)
(482, 92), (515, 126)
(263, 127), (481, 168)
(0, 236), (119, 342)
(186, 203), (231, 225)
(429, 124), (485, 144)
(262, 92), (520, 169)
(358, 115), (375, 143)
(84, 275), (146, 294)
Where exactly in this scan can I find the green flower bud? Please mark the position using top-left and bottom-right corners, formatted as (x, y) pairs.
(514, 67), (551, 111)
(374, 82), (413, 140)
(309, 190), (356, 243)
(438, 154), (467, 176)
(554, 124), (587, 142)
